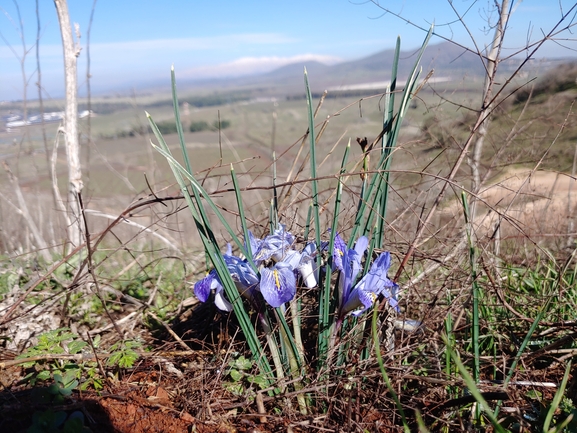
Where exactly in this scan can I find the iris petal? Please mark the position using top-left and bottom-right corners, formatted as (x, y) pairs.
(298, 257), (317, 288)
(332, 233), (347, 272)
(380, 287), (399, 312)
(230, 261), (259, 300)
(366, 253), (397, 292)
(254, 225), (295, 263)
(350, 236), (368, 282)
(214, 288), (234, 312)
(283, 249), (302, 269)
(194, 272), (215, 303)
(353, 236), (369, 257)
(194, 270), (235, 312)
(260, 264), (296, 307)
(353, 251), (399, 313)
(247, 230), (262, 258)
(341, 286), (377, 316)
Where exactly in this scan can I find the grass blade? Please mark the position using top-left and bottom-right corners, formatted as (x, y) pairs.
(461, 191), (481, 421)
(543, 360), (572, 432)
(444, 334), (508, 433)
(148, 137), (250, 260)
(494, 247), (577, 417)
(230, 164), (253, 260)
(170, 66), (193, 175)
(349, 26), (433, 246)
(304, 67), (321, 249)
(325, 141), (350, 358)
(372, 304), (410, 432)
(461, 192), (480, 386)
(304, 68), (328, 365)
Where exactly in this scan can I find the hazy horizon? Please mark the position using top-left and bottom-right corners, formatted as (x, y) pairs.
(2, 1), (576, 101)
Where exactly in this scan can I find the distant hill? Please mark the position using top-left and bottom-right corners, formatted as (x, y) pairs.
(260, 60), (331, 81)
(152, 41), (577, 98)
(315, 41), (485, 83)
(190, 41), (491, 95)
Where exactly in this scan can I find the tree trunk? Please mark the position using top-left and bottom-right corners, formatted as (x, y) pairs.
(54, 0), (83, 249)
(469, 0), (511, 221)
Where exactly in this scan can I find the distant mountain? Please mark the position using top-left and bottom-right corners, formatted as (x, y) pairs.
(325, 41), (484, 81)
(211, 41), (487, 95)
(172, 41), (577, 98)
(260, 60), (331, 81)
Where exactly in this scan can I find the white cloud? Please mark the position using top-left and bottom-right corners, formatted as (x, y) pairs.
(183, 54), (342, 78)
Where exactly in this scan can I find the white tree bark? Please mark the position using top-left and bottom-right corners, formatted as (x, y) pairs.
(469, 0), (511, 220)
(54, 0), (83, 249)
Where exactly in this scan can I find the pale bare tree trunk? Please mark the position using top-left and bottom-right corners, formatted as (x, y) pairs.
(469, 0), (511, 220)
(54, 0), (83, 249)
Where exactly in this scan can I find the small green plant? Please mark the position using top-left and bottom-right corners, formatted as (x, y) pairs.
(223, 355), (269, 398)
(27, 409), (90, 433)
(30, 373), (78, 405)
(26, 376), (91, 432)
(17, 330), (104, 391)
(18, 328), (88, 385)
(19, 328), (86, 362)
(107, 339), (142, 368)
(542, 360), (574, 433)
(52, 372), (78, 400)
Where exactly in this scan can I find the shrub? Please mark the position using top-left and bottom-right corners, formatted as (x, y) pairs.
(213, 119), (231, 130)
(514, 61), (577, 104)
(189, 120), (209, 132)
(154, 120), (178, 135)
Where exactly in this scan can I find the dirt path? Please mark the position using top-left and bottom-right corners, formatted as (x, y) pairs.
(443, 168), (577, 239)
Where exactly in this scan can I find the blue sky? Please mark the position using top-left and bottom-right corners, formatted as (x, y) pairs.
(1, 0), (576, 101)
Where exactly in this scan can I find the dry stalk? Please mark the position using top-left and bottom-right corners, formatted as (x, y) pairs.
(1, 161), (51, 262)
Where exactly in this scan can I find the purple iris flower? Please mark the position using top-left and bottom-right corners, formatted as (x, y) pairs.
(195, 227), (304, 310)
(332, 234), (369, 308)
(194, 225), (337, 310)
(258, 238), (318, 306)
(246, 230), (262, 259)
(330, 231), (348, 272)
(228, 256), (260, 299)
(194, 245), (260, 312)
(325, 231), (398, 318)
(193, 269), (233, 312)
(253, 225), (295, 264)
(341, 251), (398, 317)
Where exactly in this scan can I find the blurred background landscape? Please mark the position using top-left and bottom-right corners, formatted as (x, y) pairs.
(1, 33), (576, 251)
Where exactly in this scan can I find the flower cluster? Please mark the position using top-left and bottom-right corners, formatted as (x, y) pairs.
(330, 233), (398, 318)
(194, 226), (398, 317)
(194, 225), (316, 310)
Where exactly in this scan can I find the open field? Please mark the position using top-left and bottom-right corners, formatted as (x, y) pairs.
(0, 76), (488, 191)
(0, 80), (493, 257)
